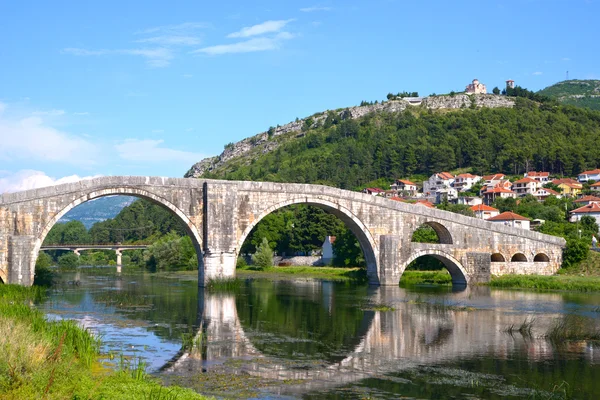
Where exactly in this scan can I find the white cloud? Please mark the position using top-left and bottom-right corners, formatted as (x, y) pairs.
(193, 32), (294, 55)
(136, 22), (208, 35)
(0, 170), (101, 194)
(533, 71), (543, 75)
(227, 19), (294, 38)
(63, 47), (173, 68)
(32, 109), (66, 116)
(115, 139), (205, 163)
(300, 6), (332, 12)
(135, 35), (201, 46)
(0, 114), (98, 165)
(0, 102), (5, 116)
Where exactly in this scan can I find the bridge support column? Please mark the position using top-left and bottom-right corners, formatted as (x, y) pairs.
(74, 249), (80, 256)
(465, 252), (491, 284)
(200, 250), (236, 287)
(377, 235), (401, 286)
(115, 249), (122, 274)
(7, 235), (35, 286)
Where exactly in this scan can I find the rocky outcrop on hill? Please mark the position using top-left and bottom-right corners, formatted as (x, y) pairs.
(184, 94), (515, 178)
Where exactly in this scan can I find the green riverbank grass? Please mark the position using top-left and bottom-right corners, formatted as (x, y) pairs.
(399, 270), (452, 286)
(236, 265), (366, 282)
(0, 285), (209, 400)
(489, 274), (600, 292)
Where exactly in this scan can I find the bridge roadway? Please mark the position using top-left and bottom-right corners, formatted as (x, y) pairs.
(0, 176), (566, 286)
(40, 244), (149, 272)
(163, 283), (597, 395)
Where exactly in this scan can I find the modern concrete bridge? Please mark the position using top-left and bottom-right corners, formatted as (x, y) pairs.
(0, 176), (565, 286)
(40, 244), (149, 272)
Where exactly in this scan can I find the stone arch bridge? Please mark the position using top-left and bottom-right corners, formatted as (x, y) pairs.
(0, 176), (565, 286)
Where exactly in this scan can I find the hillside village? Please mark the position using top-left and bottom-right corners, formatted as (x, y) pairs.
(362, 168), (600, 231)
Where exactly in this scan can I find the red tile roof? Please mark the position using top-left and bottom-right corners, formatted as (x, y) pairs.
(536, 188), (560, 196)
(456, 173), (480, 179)
(514, 177), (537, 184)
(485, 187), (515, 194)
(591, 182), (600, 187)
(415, 200), (435, 208)
(526, 171), (549, 177)
(365, 187), (384, 193)
(470, 204), (499, 212)
(389, 196), (407, 202)
(396, 179), (416, 186)
(574, 195), (600, 203)
(579, 169), (600, 176)
(483, 174), (505, 181)
(437, 172), (454, 180)
(552, 178), (580, 186)
(571, 202), (600, 214)
(487, 211), (530, 221)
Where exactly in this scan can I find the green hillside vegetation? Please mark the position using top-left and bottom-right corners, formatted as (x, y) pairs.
(538, 80), (600, 111)
(202, 98), (600, 189)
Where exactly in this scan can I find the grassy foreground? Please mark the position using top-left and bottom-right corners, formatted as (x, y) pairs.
(489, 274), (600, 292)
(0, 285), (209, 400)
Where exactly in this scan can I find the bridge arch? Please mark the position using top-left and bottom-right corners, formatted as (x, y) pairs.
(400, 249), (468, 285)
(491, 253), (505, 262)
(411, 221), (453, 244)
(511, 253), (528, 262)
(31, 187), (204, 283)
(236, 197), (378, 280)
(534, 253), (550, 262)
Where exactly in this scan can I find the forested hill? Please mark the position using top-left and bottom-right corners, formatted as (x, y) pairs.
(538, 80), (600, 111)
(187, 96), (600, 190)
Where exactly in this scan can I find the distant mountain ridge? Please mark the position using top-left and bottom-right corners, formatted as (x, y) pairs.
(538, 80), (600, 110)
(59, 196), (137, 229)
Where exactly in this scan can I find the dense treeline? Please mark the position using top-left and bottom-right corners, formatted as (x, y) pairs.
(204, 100), (600, 189)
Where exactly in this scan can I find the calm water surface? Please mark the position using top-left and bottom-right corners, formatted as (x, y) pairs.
(37, 271), (600, 399)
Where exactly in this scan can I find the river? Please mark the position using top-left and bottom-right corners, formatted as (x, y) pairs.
(37, 271), (600, 399)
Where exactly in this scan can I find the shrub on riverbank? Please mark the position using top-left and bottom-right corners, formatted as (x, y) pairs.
(0, 285), (209, 399)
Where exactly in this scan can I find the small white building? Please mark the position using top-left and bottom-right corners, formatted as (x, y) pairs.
(487, 211), (531, 230)
(453, 173), (482, 192)
(470, 204), (500, 220)
(573, 196), (600, 207)
(423, 172), (454, 196)
(456, 196), (483, 206)
(435, 187), (458, 203)
(363, 187), (384, 196)
(512, 177), (539, 197)
(483, 174), (506, 187)
(570, 202), (600, 229)
(524, 171), (550, 184)
(391, 179), (418, 196)
(465, 79), (487, 94)
(578, 169), (600, 182)
(591, 182), (600, 193)
(321, 236), (336, 265)
(533, 188), (561, 201)
(483, 187), (516, 205)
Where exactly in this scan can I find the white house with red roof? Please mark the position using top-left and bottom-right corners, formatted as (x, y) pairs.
(453, 173), (482, 192)
(456, 196), (483, 206)
(391, 179), (418, 196)
(483, 174), (506, 187)
(362, 187), (384, 196)
(483, 186), (516, 205)
(524, 171), (550, 184)
(591, 182), (600, 193)
(487, 211), (531, 230)
(533, 187), (561, 201)
(423, 172), (454, 195)
(570, 202), (600, 228)
(573, 195), (600, 206)
(578, 169), (600, 182)
(470, 204), (500, 220)
(513, 177), (539, 196)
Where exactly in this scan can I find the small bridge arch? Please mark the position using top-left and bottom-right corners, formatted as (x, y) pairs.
(399, 249), (468, 285)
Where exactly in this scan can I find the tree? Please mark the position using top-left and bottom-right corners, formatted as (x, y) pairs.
(58, 252), (79, 270)
(35, 252), (52, 268)
(492, 87), (500, 95)
(252, 237), (274, 269)
(580, 215), (599, 235)
(332, 229), (364, 267)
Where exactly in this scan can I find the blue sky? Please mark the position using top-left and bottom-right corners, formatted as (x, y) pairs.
(0, 0), (598, 192)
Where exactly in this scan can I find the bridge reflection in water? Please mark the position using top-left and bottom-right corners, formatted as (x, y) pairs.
(162, 282), (600, 395)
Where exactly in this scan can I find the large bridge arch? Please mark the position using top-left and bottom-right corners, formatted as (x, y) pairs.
(399, 249), (468, 285)
(31, 187), (204, 284)
(235, 197), (379, 280)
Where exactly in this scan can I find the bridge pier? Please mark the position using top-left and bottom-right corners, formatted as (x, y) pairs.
(200, 251), (236, 287)
(115, 249), (122, 273)
(73, 249), (80, 256)
(7, 235), (35, 286)
(377, 235), (402, 286)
